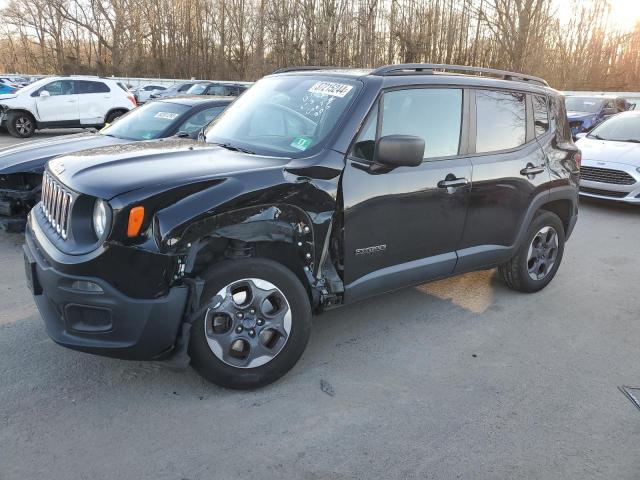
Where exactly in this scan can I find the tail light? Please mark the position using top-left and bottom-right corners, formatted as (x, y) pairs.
(574, 151), (582, 168)
(127, 94), (137, 107)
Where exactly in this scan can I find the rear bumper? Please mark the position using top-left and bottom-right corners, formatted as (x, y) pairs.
(24, 219), (189, 360)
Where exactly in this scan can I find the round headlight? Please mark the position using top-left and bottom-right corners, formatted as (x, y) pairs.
(93, 199), (108, 238)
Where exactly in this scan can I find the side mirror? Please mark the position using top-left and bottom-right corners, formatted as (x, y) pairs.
(39, 90), (50, 97)
(376, 135), (425, 168)
(575, 132), (587, 140)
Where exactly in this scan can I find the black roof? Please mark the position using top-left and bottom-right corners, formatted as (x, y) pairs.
(156, 95), (235, 106)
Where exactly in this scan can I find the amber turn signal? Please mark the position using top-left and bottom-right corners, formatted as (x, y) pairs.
(127, 206), (145, 237)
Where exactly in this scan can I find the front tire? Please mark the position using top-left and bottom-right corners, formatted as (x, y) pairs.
(189, 258), (312, 389)
(499, 210), (565, 293)
(6, 111), (35, 138)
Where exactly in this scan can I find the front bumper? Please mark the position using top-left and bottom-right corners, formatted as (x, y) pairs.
(24, 217), (189, 360)
(579, 160), (640, 204)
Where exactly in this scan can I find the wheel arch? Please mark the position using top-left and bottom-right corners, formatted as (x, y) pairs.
(176, 204), (320, 303)
(6, 108), (38, 125)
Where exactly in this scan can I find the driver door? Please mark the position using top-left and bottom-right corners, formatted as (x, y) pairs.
(341, 88), (472, 303)
(35, 80), (78, 123)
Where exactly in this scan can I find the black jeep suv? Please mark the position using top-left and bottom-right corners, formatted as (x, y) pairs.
(23, 64), (580, 389)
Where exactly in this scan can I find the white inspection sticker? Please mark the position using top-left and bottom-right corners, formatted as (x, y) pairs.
(308, 81), (353, 98)
(154, 112), (179, 120)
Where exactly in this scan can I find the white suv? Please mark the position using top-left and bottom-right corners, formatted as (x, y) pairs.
(0, 76), (136, 138)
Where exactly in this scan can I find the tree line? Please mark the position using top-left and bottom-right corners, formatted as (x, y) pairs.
(1, 0), (639, 91)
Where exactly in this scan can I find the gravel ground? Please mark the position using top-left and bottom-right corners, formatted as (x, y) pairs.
(1, 131), (639, 479)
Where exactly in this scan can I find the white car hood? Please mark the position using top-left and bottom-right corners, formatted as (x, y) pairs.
(576, 137), (640, 168)
(0, 94), (18, 101)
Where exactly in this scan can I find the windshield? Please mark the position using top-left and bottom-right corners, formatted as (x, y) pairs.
(187, 83), (208, 95)
(566, 97), (603, 113)
(204, 75), (361, 156)
(588, 114), (640, 142)
(101, 101), (189, 140)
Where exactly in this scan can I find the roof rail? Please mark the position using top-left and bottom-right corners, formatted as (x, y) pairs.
(272, 66), (343, 74)
(370, 63), (549, 87)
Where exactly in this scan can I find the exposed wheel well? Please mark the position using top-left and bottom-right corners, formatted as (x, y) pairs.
(189, 236), (311, 300)
(540, 200), (573, 234)
(7, 109), (36, 123)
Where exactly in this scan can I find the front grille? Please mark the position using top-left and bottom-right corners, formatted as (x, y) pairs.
(580, 187), (629, 198)
(41, 172), (73, 239)
(580, 166), (636, 185)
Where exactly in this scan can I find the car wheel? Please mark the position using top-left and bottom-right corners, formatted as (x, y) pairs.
(104, 110), (125, 124)
(499, 210), (565, 293)
(189, 257), (312, 389)
(6, 111), (35, 138)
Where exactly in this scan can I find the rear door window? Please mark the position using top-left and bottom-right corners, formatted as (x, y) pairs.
(475, 90), (527, 152)
(78, 81), (110, 94)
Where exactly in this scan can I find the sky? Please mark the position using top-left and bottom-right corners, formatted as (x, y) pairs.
(558, 0), (640, 31)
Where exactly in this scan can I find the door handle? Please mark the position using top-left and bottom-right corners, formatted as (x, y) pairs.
(437, 177), (468, 189)
(520, 163), (545, 176)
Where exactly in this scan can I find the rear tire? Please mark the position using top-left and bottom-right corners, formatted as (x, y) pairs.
(104, 110), (126, 125)
(499, 210), (565, 293)
(189, 258), (312, 389)
(6, 111), (35, 138)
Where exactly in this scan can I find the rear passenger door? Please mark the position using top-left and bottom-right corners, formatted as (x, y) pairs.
(342, 87), (472, 301)
(77, 80), (111, 125)
(455, 89), (550, 272)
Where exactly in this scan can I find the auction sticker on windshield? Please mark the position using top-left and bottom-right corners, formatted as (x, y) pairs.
(308, 81), (353, 98)
(154, 112), (180, 120)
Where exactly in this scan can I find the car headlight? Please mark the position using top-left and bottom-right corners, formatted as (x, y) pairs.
(93, 199), (109, 238)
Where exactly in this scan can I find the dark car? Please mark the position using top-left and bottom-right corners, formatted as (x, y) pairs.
(0, 96), (231, 231)
(185, 81), (251, 97)
(566, 95), (633, 137)
(23, 64), (579, 389)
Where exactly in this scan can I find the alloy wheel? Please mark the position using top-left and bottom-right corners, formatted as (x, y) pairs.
(15, 116), (32, 136)
(204, 278), (292, 368)
(527, 226), (558, 281)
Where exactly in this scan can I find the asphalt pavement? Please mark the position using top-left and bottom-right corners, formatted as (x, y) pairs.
(1, 131), (639, 479)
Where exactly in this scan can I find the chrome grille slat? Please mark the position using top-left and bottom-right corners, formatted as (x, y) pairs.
(581, 166), (636, 185)
(40, 172), (73, 240)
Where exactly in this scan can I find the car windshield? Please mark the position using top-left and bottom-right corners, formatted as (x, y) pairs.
(101, 101), (189, 140)
(587, 114), (640, 142)
(204, 75), (361, 156)
(187, 84), (208, 95)
(565, 97), (604, 113)
(15, 77), (52, 95)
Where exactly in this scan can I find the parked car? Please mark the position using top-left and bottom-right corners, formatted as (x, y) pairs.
(0, 76), (136, 138)
(0, 96), (231, 231)
(575, 111), (640, 203)
(149, 81), (200, 100)
(0, 83), (17, 96)
(185, 81), (250, 97)
(23, 64), (579, 389)
(566, 95), (632, 137)
(133, 84), (167, 104)
(0, 77), (19, 88)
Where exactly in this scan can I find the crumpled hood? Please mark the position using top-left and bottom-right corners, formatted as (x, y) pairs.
(49, 138), (290, 200)
(567, 111), (598, 123)
(0, 93), (18, 101)
(0, 132), (129, 174)
(576, 137), (640, 167)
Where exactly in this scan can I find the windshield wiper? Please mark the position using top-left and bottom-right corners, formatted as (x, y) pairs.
(213, 142), (256, 154)
(588, 134), (605, 140)
(618, 138), (640, 144)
